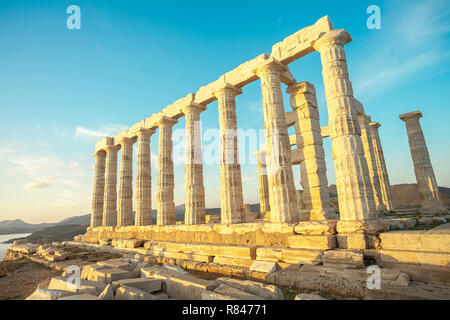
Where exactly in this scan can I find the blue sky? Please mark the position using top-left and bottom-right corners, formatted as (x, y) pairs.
(0, 0), (449, 223)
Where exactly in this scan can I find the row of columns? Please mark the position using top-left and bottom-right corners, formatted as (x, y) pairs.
(91, 28), (445, 231)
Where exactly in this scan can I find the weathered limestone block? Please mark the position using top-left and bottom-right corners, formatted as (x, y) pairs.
(58, 293), (99, 300)
(313, 29), (377, 234)
(156, 116), (178, 225)
(143, 249), (213, 263)
(26, 288), (73, 300)
(111, 239), (144, 249)
(112, 278), (161, 293)
(213, 83), (245, 224)
(103, 145), (120, 227)
(288, 234), (336, 250)
(400, 111), (447, 214)
(287, 81), (336, 221)
(98, 284), (114, 300)
(47, 276), (105, 295)
(336, 234), (367, 250)
(256, 247), (323, 264)
(321, 249), (364, 268)
(369, 121), (394, 211)
(81, 264), (138, 283)
(91, 150), (106, 227)
(250, 261), (277, 274)
(213, 284), (264, 300)
(254, 58), (298, 223)
(181, 103), (207, 225)
(135, 129), (155, 226)
(295, 293), (326, 300)
(378, 249), (450, 267)
(115, 285), (157, 300)
(201, 291), (239, 300)
(213, 256), (255, 268)
(215, 277), (284, 300)
(379, 231), (450, 253)
(161, 262), (190, 276)
(294, 220), (337, 235)
(96, 258), (133, 270)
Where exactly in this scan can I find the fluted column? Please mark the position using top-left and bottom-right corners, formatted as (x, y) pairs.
(90, 150), (106, 227)
(253, 58), (298, 223)
(135, 129), (155, 226)
(287, 81), (336, 221)
(369, 121), (394, 211)
(213, 83), (245, 224)
(103, 145), (119, 227)
(117, 137), (135, 227)
(313, 30), (379, 233)
(156, 116), (178, 225)
(181, 103), (206, 225)
(254, 150), (271, 215)
(400, 111), (447, 214)
(358, 114), (385, 212)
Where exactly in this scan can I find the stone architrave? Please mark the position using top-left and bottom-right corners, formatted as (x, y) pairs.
(287, 81), (336, 221)
(358, 114), (385, 212)
(181, 103), (207, 225)
(313, 30), (380, 237)
(253, 58), (298, 223)
(117, 137), (135, 227)
(103, 145), (120, 227)
(254, 149), (271, 215)
(213, 83), (245, 224)
(90, 150), (106, 227)
(135, 129), (155, 226)
(369, 121), (394, 211)
(156, 116), (178, 225)
(400, 111), (447, 214)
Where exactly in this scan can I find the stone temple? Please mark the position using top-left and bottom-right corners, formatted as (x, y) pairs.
(46, 16), (447, 298)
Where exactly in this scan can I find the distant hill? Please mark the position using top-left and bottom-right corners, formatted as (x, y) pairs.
(391, 184), (450, 209)
(7, 224), (88, 244)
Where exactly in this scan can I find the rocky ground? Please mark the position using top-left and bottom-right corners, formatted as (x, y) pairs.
(0, 259), (62, 300)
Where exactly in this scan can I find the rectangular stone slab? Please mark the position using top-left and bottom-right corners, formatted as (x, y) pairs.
(256, 247), (323, 264)
(288, 234), (336, 249)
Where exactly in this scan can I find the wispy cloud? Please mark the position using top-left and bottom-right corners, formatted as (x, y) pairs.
(352, 0), (450, 97)
(25, 182), (51, 189)
(74, 123), (129, 140)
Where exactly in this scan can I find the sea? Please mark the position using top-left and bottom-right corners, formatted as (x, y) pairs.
(0, 233), (31, 261)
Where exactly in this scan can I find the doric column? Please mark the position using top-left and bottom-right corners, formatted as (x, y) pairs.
(254, 149), (271, 215)
(213, 83), (245, 224)
(369, 121), (394, 211)
(287, 81), (336, 221)
(135, 129), (155, 226)
(253, 58), (298, 223)
(102, 145), (120, 227)
(400, 111), (447, 214)
(181, 103), (206, 225)
(117, 137), (135, 227)
(313, 30), (383, 240)
(90, 150), (106, 227)
(358, 114), (385, 212)
(156, 116), (178, 225)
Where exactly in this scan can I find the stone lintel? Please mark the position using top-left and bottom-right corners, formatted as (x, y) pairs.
(399, 110), (423, 121)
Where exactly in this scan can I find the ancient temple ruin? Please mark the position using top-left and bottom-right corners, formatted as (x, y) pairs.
(81, 16), (448, 281)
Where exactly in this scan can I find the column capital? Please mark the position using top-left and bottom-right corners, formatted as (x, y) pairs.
(313, 29), (352, 52)
(253, 57), (288, 78)
(286, 81), (316, 96)
(135, 128), (156, 137)
(104, 144), (120, 153)
(155, 115), (178, 127)
(92, 149), (107, 157)
(117, 136), (136, 146)
(180, 102), (207, 115)
(369, 121), (381, 129)
(399, 110), (423, 122)
(212, 82), (242, 98)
